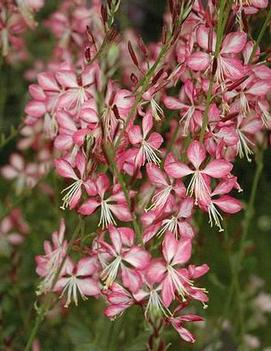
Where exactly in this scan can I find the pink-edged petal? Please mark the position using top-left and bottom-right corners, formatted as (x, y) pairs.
(162, 232), (177, 263)
(128, 125), (142, 145)
(56, 110), (77, 131)
(29, 84), (46, 100)
(78, 198), (100, 215)
(177, 222), (195, 239)
(211, 178), (236, 196)
(221, 32), (247, 54)
(123, 247), (150, 269)
(54, 159), (78, 180)
(146, 259), (166, 284)
(118, 227), (135, 247)
(76, 256), (98, 276)
(80, 108), (99, 124)
(247, 81), (271, 96)
(84, 180), (97, 196)
(203, 159), (233, 178)
(96, 174), (110, 196)
(121, 267), (142, 293)
(37, 72), (59, 91)
(53, 277), (70, 292)
(175, 325), (196, 343)
(196, 26), (209, 50)
(56, 70), (78, 88)
(143, 223), (161, 244)
(104, 304), (128, 319)
(172, 239), (192, 265)
(147, 132), (163, 149)
(163, 96), (186, 110)
(187, 52), (210, 71)
(187, 141), (206, 169)
(188, 264), (209, 279)
(108, 225), (122, 254)
(77, 278), (100, 296)
(178, 197), (194, 218)
(219, 57), (245, 80)
(162, 275), (175, 307)
(146, 163), (168, 187)
(54, 135), (73, 151)
(25, 100), (46, 117)
(212, 195), (242, 214)
(252, 0), (268, 8)
(109, 204), (132, 222)
(75, 152), (86, 178)
(165, 154), (193, 178)
(142, 112), (153, 138)
(73, 129), (89, 146)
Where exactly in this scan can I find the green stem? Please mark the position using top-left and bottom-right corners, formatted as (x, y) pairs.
(224, 149), (264, 349)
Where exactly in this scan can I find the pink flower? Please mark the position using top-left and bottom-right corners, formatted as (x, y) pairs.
(163, 80), (204, 136)
(143, 197), (195, 243)
(54, 256), (100, 307)
(78, 174), (132, 228)
(103, 283), (134, 319)
(98, 225), (150, 292)
(128, 112), (163, 167)
(165, 141), (233, 204)
(147, 232), (208, 307)
(55, 151), (96, 209)
(199, 178), (242, 232)
(146, 163), (185, 212)
(194, 27), (247, 82)
(35, 219), (67, 295)
(55, 64), (98, 115)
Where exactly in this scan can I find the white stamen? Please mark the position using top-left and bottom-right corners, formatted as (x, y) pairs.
(60, 180), (83, 210)
(101, 256), (122, 288)
(98, 200), (117, 229)
(151, 99), (164, 121)
(141, 140), (161, 165)
(59, 275), (88, 308)
(167, 265), (192, 302)
(146, 185), (172, 211)
(145, 288), (172, 318)
(180, 106), (195, 136)
(237, 130), (254, 162)
(187, 171), (210, 205)
(156, 216), (178, 238)
(208, 202), (224, 232)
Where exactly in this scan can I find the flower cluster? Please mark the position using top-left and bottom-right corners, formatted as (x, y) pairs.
(2, 0), (271, 345)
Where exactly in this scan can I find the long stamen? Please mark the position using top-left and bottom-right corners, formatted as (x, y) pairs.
(141, 141), (161, 165)
(157, 217), (178, 238)
(180, 106), (195, 135)
(98, 201), (117, 228)
(237, 130), (254, 162)
(167, 265), (192, 302)
(145, 289), (172, 318)
(101, 256), (122, 288)
(60, 180), (83, 210)
(187, 171), (210, 205)
(146, 185), (172, 211)
(208, 202), (224, 232)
